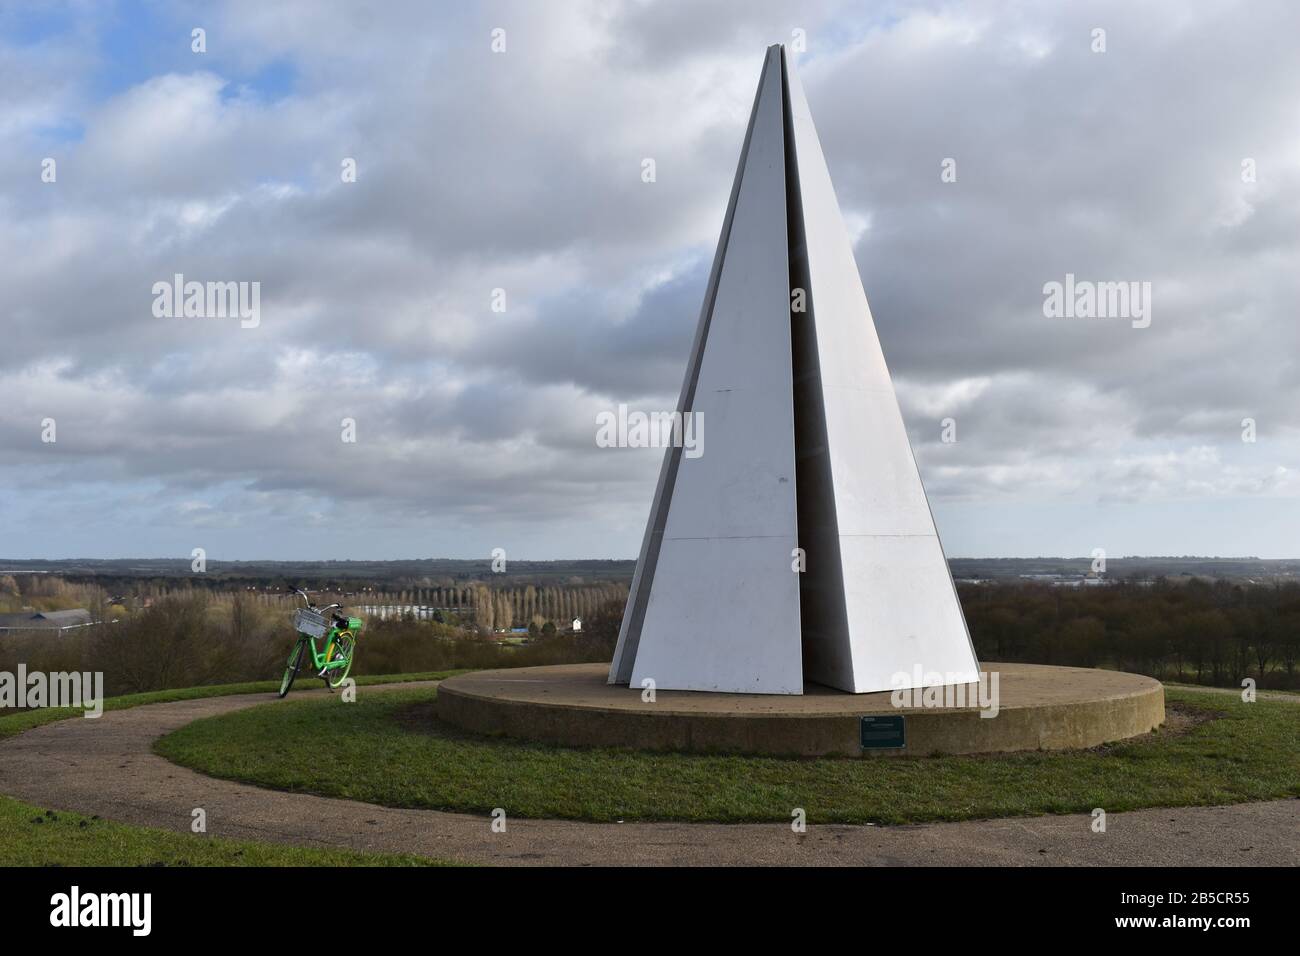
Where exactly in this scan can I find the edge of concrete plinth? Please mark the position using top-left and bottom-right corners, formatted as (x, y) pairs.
(434, 662), (1166, 758)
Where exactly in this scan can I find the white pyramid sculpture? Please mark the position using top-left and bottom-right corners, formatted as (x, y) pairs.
(609, 45), (979, 695)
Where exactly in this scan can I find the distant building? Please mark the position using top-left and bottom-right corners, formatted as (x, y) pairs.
(571, 617), (582, 632)
(354, 604), (456, 622)
(0, 609), (95, 634)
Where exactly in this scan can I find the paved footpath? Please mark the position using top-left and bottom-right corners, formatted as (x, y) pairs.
(0, 682), (1295, 866)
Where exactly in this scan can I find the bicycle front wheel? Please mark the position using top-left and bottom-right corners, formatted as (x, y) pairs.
(325, 631), (356, 688)
(278, 640), (305, 698)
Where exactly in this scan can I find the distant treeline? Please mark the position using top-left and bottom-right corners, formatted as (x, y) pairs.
(0, 573), (628, 632)
(951, 556), (1300, 581)
(9, 555), (1300, 586)
(962, 579), (1300, 688)
(290, 582), (629, 630)
(4, 574), (1299, 694)
(0, 588), (629, 698)
(0, 574), (108, 616)
(0, 558), (639, 589)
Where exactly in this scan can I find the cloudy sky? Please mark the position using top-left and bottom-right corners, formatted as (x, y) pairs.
(2, 0), (1298, 561)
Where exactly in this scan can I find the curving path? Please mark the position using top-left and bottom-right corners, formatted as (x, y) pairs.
(0, 682), (1295, 866)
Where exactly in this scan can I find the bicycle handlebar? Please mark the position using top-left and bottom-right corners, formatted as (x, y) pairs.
(287, 588), (348, 619)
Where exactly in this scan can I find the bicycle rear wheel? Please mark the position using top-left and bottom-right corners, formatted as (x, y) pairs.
(278, 640), (305, 698)
(324, 631), (356, 688)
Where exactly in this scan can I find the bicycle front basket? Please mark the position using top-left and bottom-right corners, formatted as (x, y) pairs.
(293, 608), (329, 639)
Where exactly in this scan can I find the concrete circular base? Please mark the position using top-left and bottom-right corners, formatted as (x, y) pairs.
(435, 662), (1165, 758)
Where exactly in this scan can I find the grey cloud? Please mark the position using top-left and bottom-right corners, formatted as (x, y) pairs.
(2, 0), (1298, 558)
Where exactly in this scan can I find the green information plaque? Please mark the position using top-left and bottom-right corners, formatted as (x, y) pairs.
(860, 715), (906, 750)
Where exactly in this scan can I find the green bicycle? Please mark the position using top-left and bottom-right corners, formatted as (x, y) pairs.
(278, 588), (364, 698)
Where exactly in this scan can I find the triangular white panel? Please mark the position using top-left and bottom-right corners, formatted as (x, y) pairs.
(610, 45), (978, 695)
(782, 51), (978, 692)
(612, 46), (802, 695)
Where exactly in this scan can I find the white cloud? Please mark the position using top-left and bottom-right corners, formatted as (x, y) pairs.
(3, 0), (1299, 558)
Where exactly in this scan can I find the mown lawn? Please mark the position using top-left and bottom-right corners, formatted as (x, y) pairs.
(0, 671), (464, 866)
(0, 795), (450, 866)
(155, 687), (1300, 824)
(0, 670), (462, 741)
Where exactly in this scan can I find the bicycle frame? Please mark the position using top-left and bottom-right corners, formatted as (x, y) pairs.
(297, 624), (354, 674)
(280, 589), (362, 698)
(289, 588), (360, 674)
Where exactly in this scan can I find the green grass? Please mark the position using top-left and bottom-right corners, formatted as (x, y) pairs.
(155, 688), (1300, 825)
(0, 795), (448, 866)
(0, 670), (462, 742)
(0, 671), (464, 866)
